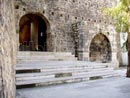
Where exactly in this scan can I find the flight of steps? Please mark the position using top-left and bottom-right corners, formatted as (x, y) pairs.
(17, 52), (77, 62)
(16, 52), (118, 88)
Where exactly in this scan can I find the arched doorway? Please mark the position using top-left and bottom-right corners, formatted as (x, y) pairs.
(19, 13), (49, 51)
(89, 33), (112, 63)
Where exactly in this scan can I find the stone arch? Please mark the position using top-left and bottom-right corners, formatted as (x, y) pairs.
(19, 13), (51, 51)
(89, 33), (112, 63)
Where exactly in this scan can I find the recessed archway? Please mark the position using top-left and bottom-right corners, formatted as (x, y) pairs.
(19, 13), (50, 51)
(89, 33), (112, 63)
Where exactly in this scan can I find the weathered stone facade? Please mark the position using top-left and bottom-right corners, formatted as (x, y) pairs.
(0, 0), (16, 98)
(0, 0), (121, 98)
(14, 0), (119, 68)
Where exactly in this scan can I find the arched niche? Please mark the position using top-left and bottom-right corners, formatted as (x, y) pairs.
(19, 13), (50, 51)
(89, 33), (112, 63)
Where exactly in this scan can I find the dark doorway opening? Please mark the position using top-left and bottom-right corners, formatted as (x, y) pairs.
(19, 13), (48, 51)
(38, 17), (47, 51)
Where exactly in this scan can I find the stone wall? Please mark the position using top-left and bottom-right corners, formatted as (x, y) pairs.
(14, 0), (119, 67)
(0, 1), (120, 98)
(0, 0), (16, 98)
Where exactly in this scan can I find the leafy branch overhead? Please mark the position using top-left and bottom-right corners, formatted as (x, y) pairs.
(103, 0), (130, 33)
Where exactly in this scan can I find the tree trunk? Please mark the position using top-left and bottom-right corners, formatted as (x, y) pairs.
(127, 50), (130, 77)
(126, 32), (130, 77)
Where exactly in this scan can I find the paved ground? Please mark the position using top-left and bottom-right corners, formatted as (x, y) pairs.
(16, 69), (130, 98)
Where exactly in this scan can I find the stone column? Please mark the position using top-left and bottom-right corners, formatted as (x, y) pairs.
(0, 0), (16, 98)
(111, 33), (119, 69)
(31, 20), (38, 51)
(78, 32), (84, 60)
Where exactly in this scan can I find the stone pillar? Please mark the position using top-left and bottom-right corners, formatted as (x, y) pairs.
(111, 33), (119, 69)
(0, 0), (16, 98)
(78, 32), (84, 60)
(82, 52), (89, 61)
(31, 20), (38, 50)
(111, 52), (119, 69)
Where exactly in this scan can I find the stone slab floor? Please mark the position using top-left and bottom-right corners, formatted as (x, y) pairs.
(16, 69), (130, 98)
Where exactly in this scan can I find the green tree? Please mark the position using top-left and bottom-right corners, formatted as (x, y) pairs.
(103, 1), (130, 33)
(104, 0), (130, 77)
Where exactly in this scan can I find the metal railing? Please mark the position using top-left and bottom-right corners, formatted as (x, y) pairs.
(19, 41), (47, 51)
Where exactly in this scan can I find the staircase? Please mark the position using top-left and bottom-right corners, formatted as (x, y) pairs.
(16, 52), (118, 88)
(17, 52), (77, 62)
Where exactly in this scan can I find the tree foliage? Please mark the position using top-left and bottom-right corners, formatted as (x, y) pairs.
(103, 0), (130, 33)
(121, 0), (130, 7)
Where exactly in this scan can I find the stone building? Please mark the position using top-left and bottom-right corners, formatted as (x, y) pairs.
(0, 0), (120, 98)
(14, 0), (119, 67)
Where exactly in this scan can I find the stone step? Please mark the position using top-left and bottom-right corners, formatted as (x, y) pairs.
(17, 52), (75, 59)
(16, 52), (117, 87)
(16, 70), (117, 86)
(17, 57), (77, 59)
(17, 55), (76, 58)
(17, 52), (73, 56)
(16, 68), (114, 81)
(16, 61), (110, 68)
(17, 52), (77, 62)
(40, 67), (112, 73)
(17, 58), (77, 62)
(16, 67), (113, 77)
(16, 64), (108, 71)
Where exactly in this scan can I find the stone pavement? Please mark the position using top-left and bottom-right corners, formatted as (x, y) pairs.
(16, 69), (130, 98)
